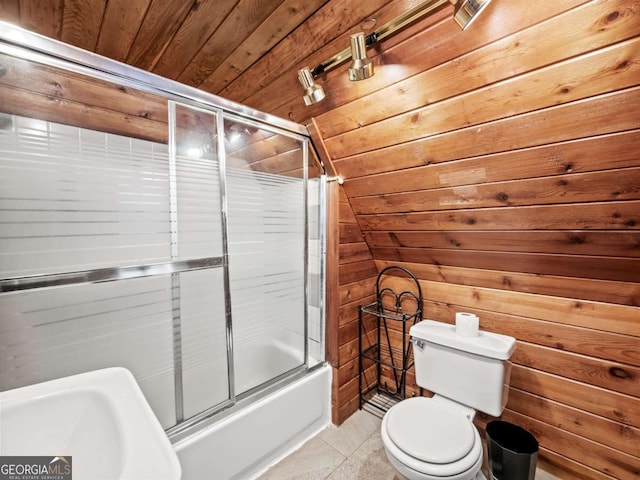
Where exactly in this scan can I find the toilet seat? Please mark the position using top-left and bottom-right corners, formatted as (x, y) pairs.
(387, 397), (475, 463)
(381, 397), (483, 479)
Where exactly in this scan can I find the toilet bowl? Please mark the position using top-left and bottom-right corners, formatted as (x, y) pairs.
(381, 396), (484, 480)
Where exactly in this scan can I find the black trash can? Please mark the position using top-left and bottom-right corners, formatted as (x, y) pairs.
(486, 421), (538, 480)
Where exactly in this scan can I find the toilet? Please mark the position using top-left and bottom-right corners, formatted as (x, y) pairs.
(381, 319), (516, 480)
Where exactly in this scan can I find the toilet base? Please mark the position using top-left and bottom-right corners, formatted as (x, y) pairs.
(384, 445), (484, 480)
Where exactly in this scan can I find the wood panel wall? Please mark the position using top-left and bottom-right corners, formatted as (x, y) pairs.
(325, 182), (379, 425)
(231, 0), (640, 477)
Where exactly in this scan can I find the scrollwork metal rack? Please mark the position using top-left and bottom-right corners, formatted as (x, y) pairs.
(358, 265), (423, 416)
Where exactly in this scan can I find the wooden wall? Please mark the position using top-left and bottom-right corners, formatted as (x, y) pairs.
(231, 0), (640, 478)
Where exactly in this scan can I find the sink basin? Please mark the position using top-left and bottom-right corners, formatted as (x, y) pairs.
(0, 368), (181, 480)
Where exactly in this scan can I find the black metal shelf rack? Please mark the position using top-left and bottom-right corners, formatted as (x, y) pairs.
(359, 265), (423, 416)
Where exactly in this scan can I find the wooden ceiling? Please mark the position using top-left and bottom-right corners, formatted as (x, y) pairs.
(0, 0), (442, 121)
(0, 0), (331, 98)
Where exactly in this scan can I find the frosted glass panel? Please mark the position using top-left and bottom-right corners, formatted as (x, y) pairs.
(0, 113), (171, 277)
(0, 277), (176, 428)
(180, 268), (229, 418)
(225, 118), (306, 394)
(173, 104), (223, 259)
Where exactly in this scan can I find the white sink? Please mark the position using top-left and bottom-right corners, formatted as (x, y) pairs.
(0, 368), (181, 480)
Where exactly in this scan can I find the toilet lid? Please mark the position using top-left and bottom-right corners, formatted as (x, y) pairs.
(386, 397), (475, 464)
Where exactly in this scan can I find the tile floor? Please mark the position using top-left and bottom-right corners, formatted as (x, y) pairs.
(258, 409), (562, 480)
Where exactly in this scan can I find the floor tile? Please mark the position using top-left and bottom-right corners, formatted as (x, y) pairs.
(321, 409), (381, 457)
(326, 431), (399, 480)
(257, 435), (345, 480)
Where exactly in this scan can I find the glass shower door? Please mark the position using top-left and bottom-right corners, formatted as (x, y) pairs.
(224, 115), (307, 395)
(169, 102), (231, 420)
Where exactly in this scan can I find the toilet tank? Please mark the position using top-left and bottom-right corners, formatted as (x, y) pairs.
(410, 320), (516, 417)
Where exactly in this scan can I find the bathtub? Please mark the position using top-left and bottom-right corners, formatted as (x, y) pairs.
(173, 363), (331, 480)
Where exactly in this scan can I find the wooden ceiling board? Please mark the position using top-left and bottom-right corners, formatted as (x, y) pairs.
(0, 0), (20, 23)
(177, 0), (285, 87)
(198, 0), (330, 94)
(60, 0), (107, 52)
(17, 0), (63, 38)
(151, 0), (239, 80)
(95, 0), (153, 62)
(125, 0), (195, 70)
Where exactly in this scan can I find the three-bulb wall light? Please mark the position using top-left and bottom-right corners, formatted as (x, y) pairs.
(297, 0), (492, 105)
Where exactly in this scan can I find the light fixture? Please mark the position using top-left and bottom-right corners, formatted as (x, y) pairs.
(453, 0), (492, 29)
(297, 66), (326, 106)
(348, 33), (374, 81)
(298, 0), (493, 105)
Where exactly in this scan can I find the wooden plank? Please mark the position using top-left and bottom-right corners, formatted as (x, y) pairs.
(339, 242), (372, 265)
(339, 259), (377, 285)
(344, 129), (640, 198)
(307, 118), (336, 177)
(325, 181), (340, 367)
(339, 201), (357, 223)
(333, 86), (640, 177)
(337, 356), (358, 387)
(512, 341), (640, 397)
(0, 53), (168, 125)
(512, 365), (640, 430)
(375, 259), (640, 307)
(95, 0), (153, 62)
(339, 294), (375, 327)
(0, 0), (20, 23)
(178, 0), (285, 87)
(536, 448), (616, 480)
(0, 84), (166, 143)
(367, 230), (640, 258)
(151, 0), (237, 79)
(339, 223), (364, 244)
(426, 302), (640, 367)
(357, 200), (640, 232)
(317, 0), (639, 139)
(61, 0), (107, 51)
(336, 378), (360, 425)
(501, 410), (639, 480)
(126, 0), (195, 71)
(371, 246), (640, 282)
(351, 167), (640, 214)
(507, 388), (640, 458)
(338, 333), (377, 365)
(338, 318), (357, 348)
(381, 276), (640, 337)
(198, 0), (329, 93)
(338, 277), (377, 305)
(18, 0), (63, 38)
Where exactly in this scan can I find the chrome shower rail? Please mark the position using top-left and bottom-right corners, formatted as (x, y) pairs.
(0, 257), (224, 293)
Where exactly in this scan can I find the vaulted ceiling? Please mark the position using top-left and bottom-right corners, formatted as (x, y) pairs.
(0, 0), (443, 124)
(0, 0), (329, 97)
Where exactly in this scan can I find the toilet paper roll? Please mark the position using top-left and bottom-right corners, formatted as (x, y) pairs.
(455, 312), (479, 337)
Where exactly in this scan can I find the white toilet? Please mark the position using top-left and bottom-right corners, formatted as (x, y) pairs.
(381, 319), (516, 480)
